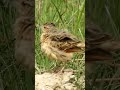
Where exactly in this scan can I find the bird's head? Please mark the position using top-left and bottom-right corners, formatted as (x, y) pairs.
(41, 23), (56, 33)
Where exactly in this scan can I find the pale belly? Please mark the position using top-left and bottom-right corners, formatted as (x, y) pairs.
(41, 43), (73, 62)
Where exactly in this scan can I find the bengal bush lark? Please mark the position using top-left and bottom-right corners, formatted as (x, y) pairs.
(14, 0), (34, 71)
(14, 16), (34, 71)
(15, 0), (34, 16)
(86, 19), (120, 73)
(86, 19), (120, 62)
(40, 23), (85, 66)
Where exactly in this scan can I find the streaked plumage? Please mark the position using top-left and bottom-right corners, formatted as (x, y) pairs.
(86, 20), (120, 61)
(86, 19), (120, 73)
(14, 0), (34, 71)
(15, 0), (34, 16)
(41, 23), (85, 62)
(14, 16), (34, 71)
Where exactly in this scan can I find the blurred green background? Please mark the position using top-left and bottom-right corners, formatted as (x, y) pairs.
(0, 1), (33, 90)
(86, 0), (120, 90)
(2, 0), (120, 89)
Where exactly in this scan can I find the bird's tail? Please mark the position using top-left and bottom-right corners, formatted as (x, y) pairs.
(99, 40), (120, 51)
(65, 42), (85, 53)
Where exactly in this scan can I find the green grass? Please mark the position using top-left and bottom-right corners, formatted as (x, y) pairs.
(3, 0), (120, 89)
(1, 0), (120, 89)
(35, 0), (85, 89)
(0, 1), (34, 90)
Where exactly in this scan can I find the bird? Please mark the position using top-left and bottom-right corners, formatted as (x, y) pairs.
(15, 0), (34, 17)
(86, 19), (120, 73)
(14, 16), (35, 71)
(40, 23), (85, 71)
(14, 0), (34, 72)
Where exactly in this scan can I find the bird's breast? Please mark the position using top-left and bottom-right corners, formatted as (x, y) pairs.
(41, 42), (73, 61)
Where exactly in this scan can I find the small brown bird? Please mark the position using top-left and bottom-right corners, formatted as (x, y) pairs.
(15, 0), (34, 17)
(40, 23), (85, 64)
(13, 0), (34, 72)
(14, 16), (34, 71)
(86, 19), (120, 73)
(86, 19), (120, 61)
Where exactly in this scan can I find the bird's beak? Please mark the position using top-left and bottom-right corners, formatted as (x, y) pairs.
(40, 25), (44, 31)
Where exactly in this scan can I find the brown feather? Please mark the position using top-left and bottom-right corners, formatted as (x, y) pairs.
(41, 23), (84, 62)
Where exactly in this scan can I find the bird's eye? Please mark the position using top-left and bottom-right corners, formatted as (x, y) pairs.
(51, 23), (55, 26)
(44, 26), (49, 30)
(44, 26), (47, 29)
(22, 2), (26, 6)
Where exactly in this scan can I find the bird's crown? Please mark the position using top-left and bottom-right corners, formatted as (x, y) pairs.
(43, 23), (55, 26)
(41, 23), (56, 32)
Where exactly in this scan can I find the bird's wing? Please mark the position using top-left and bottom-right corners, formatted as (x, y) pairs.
(48, 31), (84, 52)
(86, 48), (113, 62)
(50, 30), (79, 42)
(86, 19), (120, 52)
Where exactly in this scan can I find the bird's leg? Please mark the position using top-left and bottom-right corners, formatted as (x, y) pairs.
(59, 63), (65, 73)
(52, 60), (62, 72)
(52, 61), (67, 73)
(58, 62), (67, 73)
